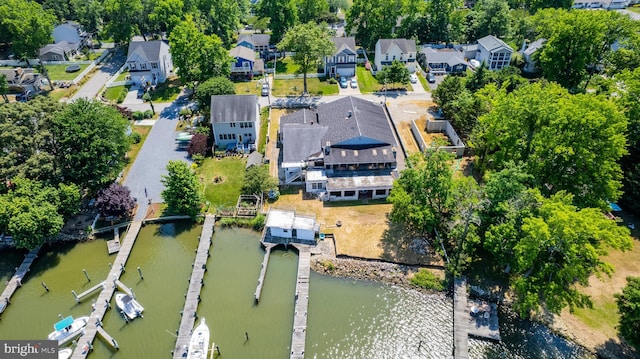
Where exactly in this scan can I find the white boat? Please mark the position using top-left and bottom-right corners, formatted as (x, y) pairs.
(58, 348), (73, 359)
(115, 292), (144, 320)
(47, 316), (89, 345)
(187, 318), (210, 359)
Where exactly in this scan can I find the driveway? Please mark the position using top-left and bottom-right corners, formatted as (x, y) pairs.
(409, 78), (427, 94)
(123, 95), (192, 220)
(70, 48), (126, 102)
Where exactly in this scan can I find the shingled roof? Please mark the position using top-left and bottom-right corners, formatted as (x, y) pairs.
(331, 37), (356, 56)
(210, 95), (258, 124)
(127, 40), (167, 63)
(377, 39), (416, 54)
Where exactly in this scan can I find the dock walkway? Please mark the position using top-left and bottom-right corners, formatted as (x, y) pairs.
(290, 245), (311, 359)
(453, 277), (469, 359)
(255, 243), (276, 302)
(70, 221), (142, 359)
(0, 246), (41, 315)
(172, 214), (215, 359)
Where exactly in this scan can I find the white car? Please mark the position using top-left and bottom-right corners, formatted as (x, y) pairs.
(409, 74), (418, 83)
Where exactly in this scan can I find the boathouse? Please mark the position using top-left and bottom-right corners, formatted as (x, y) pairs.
(264, 209), (319, 245)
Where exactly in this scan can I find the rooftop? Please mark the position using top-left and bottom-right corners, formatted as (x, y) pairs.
(210, 95), (258, 124)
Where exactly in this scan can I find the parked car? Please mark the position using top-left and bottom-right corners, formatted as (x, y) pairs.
(16, 90), (32, 102)
(339, 77), (348, 88)
(409, 74), (418, 83)
(427, 73), (436, 83)
(350, 78), (358, 88)
(261, 83), (269, 96)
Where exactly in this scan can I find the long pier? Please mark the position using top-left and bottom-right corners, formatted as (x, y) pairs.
(290, 245), (311, 359)
(0, 246), (41, 315)
(172, 214), (215, 359)
(255, 243), (276, 302)
(70, 221), (143, 359)
(453, 277), (469, 359)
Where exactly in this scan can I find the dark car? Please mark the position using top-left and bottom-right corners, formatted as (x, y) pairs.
(339, 77), (348, 88)
(16, 90), (32, 102)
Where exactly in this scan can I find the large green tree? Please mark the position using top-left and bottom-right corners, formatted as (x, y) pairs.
(296, 0), (329, 23)
(148, 0), (184, 35)
(70, 0), (104, 34)
(49, 99), (130, 191)
(194, 76), (236, 111)
(256, 0), (297, 43)
(0, 0), (55, 63)
(169, 16), (232, 84)
(616, 277), (640, 350)
(468, 0), (510, 41)
(242, 165), (278, 197)
(278, 22), (334, 94)
(618, 68), (640, 214)
(376, 60), (411, 86)
(161, 160), (204, 217)
(198, 0), (247, 46)
(103, 0), (143, 43)
(471, 82), (627, 209)
(346, 0), (401, 50)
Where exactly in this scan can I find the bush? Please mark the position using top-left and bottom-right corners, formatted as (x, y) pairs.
(328, 78), (337, 84)
(410, 269), (444, 291)
(251, 214), (266, 230)
(616, 276), (640, 350)
(130, 132), (142, 144)
(133, 111), (144, 121)
(116, 87), (127, 103)
(319, 259), (335, 271)
(144, 110), (154, 119)
(191, 153), (205, 164)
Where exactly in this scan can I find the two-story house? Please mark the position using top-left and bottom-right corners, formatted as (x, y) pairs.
(210, 95), (261, 152)
(39, 22), (91, 61)
(237, 34), (272, 54)
(475, 35), (514, 71)
(374, 39), (417, 73)
(229, 46), (264, 78)
(126, 40), (173, 86)
(520, 38), (545, 74)
(324, 37), (357, 79)
(279, 96), (398, 201)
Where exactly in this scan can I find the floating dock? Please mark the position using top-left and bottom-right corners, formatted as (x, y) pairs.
(70, 221), (143, 359)
(453, 277), (470, 359)
(255, 243), (276, 302)
(172, 214), (215, 359)
(107, 227), (121, 254)
(290, 245), (311, 359)
(0, 246), (41, 315)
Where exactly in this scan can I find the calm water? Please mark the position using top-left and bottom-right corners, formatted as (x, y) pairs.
(0, 225), (591, 359)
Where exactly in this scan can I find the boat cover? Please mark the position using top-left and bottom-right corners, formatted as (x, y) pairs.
(54, 316), (74, 331)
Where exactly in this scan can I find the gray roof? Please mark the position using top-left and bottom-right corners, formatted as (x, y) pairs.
(421, 47), (467, 67)
(280, 97), (397, 164)
(331, 37), (356, 56)
(238, 34), (271, 47)
(522, 38), (546, 56)
(210, 95), (258, 123)
(40, 41), (78, 56)
(229, 46), (255, 61)
(246, 151), (264, 168)
(377, 39), (416, 54)
(477, 35), (514, 53)
(127, 40), (167, 62)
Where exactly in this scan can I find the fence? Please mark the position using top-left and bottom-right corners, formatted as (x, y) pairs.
(104, 63), (133, 88)
(273, 73), (325, 80)
(411, 119), (465, 157)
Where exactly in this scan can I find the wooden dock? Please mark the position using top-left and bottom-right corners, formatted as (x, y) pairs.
(73, 281), (105, 302)
(107, 227), (121, 254)
(172, 214), (215, 359)
(255, 243), (276, 302)
(0, 246), (41, 315)
(453, 277), (469, 359)
(70, 221), (143, 359)
(290, 245), (311, 359)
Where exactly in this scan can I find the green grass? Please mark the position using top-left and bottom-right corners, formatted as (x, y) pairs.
(266, 57), (301, 74)
(115, 70), (129, 82)
(417, 72), (430, 92)
(196, 157), (246, 210)
(121, 126), (152, 182)
(272, 77), (338, 96)
(572, 300), (619, 335)
(356, 66), (381, 93)
(627, 5), (640, 13)
(234, 79), (265, 96)
(258, 107), (269, 154)
(45, 64), (90, 81)
(149, 77), (182, 102)
(103, 85), (128, 102)
(47, 88), (74, 102)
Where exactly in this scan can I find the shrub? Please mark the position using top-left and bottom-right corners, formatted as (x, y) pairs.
(133, 111), (144, 121)
(130, 132), (142, 144)
(187, 133), (209, 157)
(219, 217), (236, 227)
(116, 94), (125, 103)
(328, 78), (337, 84)
(251, 214), (266, 230)
(410, 269), (444, 291)
(144, 110), (154, 118)
(319, 259), (335, 271)
(191, 153), (205, 164)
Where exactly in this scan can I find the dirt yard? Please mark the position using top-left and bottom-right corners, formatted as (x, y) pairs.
(396, 122), (421, 154)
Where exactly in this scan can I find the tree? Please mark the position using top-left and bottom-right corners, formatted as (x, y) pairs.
(142, 92), (155, 114)
(70, 0), (104, 34)
(447, 176), (485, 275)
(375, 60), (410, 86)
(533, 9), (636, 91)
(468, 0), (510, 41)
(148, 0), (184, 35)
(242, 165), (278, 196)
(465, 63), (493, 92)
(618, 69), (640, 214)
(187, 133), (209, 157)
(525, 0), (573, 12)
(616, 277), (640, 350)
(49, 99), (130, 191)
(278, 22), (334, 94)
(296, 0), (329, 23)
(194, 77), (236, 110)
(198, 0), (247, 46)
(103, 0), (143, 43)
(0, 0), (55, 64)
(346, 0), (401, 50)
(169, 16), (232, 84)
(95, 183), (135, 218)
(0, 74), (8, 103)
(161, 160), (204, 217)
(256, 0), (297, 43)
(57, 182), (81, 219)
(426, 0), (462, 43)
(471, 82), (627, 209)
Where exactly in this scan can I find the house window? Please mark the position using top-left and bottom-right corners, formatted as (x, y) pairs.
(232, 134), (236, 139)
(283, 229), (288, 233)
(52, 55), (60, 60)
(240, 123), (245, 128)
(223, 134), (228, 140)
(151, 63), (158, 69)
(330, 191), (341, 197)
(345, 190), (356, 197)
(219, 134), (223, 140)
(129, 63), (136, 70)
(385, 54), (389, 60)
(230, 123), (236, 127)
(375, 189), (386, 196)
(140, 63), (147, 70)
(248, 122), (253, 128)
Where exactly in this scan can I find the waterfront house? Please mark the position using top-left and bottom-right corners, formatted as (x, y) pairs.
(264, 208), (319, 245)
(473, 35), (513, 71)
(125, 40), (173, 86)
(210, 95), (260, 152)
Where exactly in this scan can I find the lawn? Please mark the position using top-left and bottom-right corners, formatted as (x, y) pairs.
(149, 77), (182, 102)
(417, 72), (430, 92)
(120, 126), (152, 182)
(115, 69), (129, 82)
(45, 64), (90, 81)
(103, 85), (129, 102)
(266, 57), (301, 75)
(272, 77), (338, 96)
(234, 79), (266, 96)
(47, 87), (76, 102)
(258, 107), (269, 154)
(627, 5), (640, 13)
(356, 66), (381, 93)
(196, 156), (246, 210)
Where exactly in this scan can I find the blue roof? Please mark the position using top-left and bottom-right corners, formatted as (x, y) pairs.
(54, 316), (74, 331)
(609, 202), (622, 212)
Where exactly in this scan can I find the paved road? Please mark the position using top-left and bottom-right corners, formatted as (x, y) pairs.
(618, 9), (640, 20)
(123, 96), (192, 220)
(70, 48), (126, 102)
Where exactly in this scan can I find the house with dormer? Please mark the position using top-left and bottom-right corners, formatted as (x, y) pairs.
(210, 95), (260, 152)
(125, 40), (173, 85)
(278, 96), (398, 201)
(229, 46), (264, 78)
(374, 39), (417, 73)
(237, 34), (272, 54)
(324, 37), (357, 79)
(474, 35), (514, 71)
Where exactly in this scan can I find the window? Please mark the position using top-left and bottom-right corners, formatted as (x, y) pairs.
(345, 190), (356, 197)
(230, 123), (236, 127)
(330, 191), (341, 197)
(151, 63), (158, 69)
(219, 134), (223, 140)
(223, 134), (227, 140)
(129, 63), (136, 70)
(385, 54), (389, 60)
(393, 55), (396, 60)
(248, 122), (253, 128)
(52, 54), (60, 60)
(240, 123), (244, 128)
(283, 229), (288, 233)
(140, 63), (147, 70)
(375, 189), (386, 196)
(232, 134), (236, 139)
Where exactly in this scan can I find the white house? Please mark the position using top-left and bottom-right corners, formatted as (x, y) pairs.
(210, 95), (260, 152)
(520, 38), (546, 74)
(374, 38), (417, 73)
(264, 209), (318, 245)
(475, 35), (513, 71)
(125, 41), (173, 86)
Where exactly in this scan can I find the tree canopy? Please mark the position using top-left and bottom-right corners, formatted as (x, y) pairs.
(242, 165), (278, 196)
(103, 0), (143, 43)
(346, 0), (401, 50)
(95, 183), (135, 218)
(0, 0), (55, 62)
(161, 160), (204, 217)
(618, 68), (640, 214)
(194, 76), (236, 111)
(616, 277), (640, 350)
(255, 0), (297, 43)
(376, 60), (411, 86)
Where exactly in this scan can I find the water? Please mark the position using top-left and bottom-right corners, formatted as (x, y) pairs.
(0, 225), (592, 359)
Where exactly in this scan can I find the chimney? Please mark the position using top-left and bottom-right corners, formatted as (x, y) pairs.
(325, 141), (331, 155)
(392, 147), (397, 158)
(346, 110), (352, 119)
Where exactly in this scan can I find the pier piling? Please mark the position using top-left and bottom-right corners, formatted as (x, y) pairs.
(42, 282), (49, 292)
(83, 269), (91, 282)
(137, 267), (143, 280)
